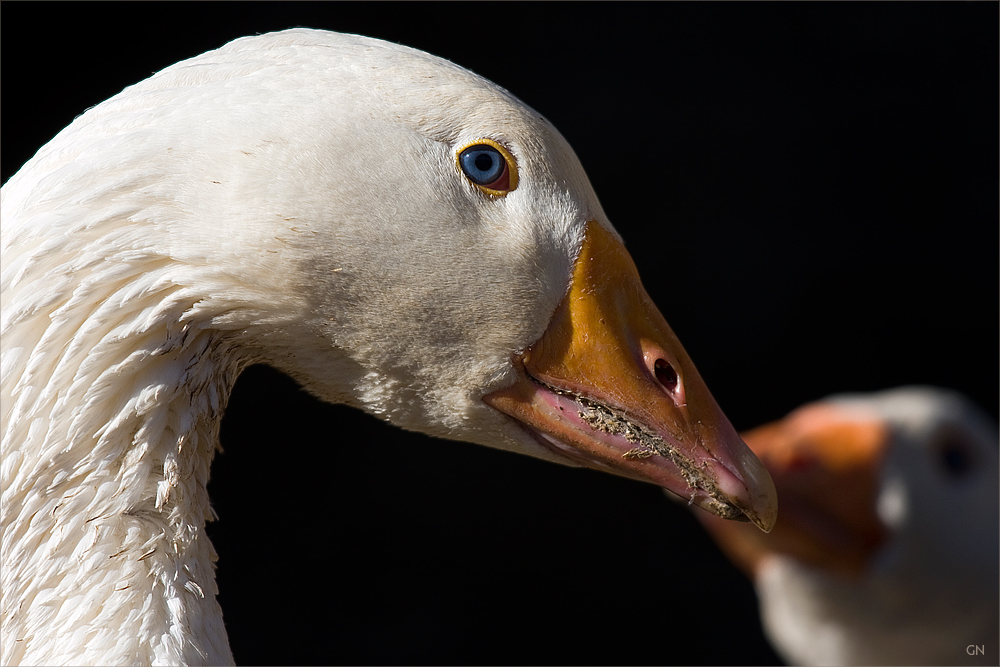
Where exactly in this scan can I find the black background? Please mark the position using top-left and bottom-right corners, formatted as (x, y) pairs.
(3, 3), (997, 665)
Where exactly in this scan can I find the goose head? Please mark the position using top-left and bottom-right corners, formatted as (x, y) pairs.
(2, 28), (776, 664)
(291, 31), (774, 526)
(698, 387), (999, 664)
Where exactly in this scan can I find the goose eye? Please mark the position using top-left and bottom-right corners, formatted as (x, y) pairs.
(934, 428), (975, 478)
(456, 140), (517, 195)
(460, 146), (507, 187)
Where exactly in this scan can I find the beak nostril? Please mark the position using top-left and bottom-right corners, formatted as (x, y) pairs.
(654, 359), (679, 395)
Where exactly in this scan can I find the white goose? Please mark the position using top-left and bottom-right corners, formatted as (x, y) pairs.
(0, 29), (777, 665)
(699, 386), (999, 665)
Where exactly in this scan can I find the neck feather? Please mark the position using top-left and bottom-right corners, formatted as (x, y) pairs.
(2, 257), (251, 665)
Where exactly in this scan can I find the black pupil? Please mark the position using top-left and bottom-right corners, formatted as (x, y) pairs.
(940, 441), (972, 476)
(475, 153), (495, 172)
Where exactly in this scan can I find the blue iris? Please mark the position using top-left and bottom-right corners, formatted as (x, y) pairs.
(459, 145), (505, 185)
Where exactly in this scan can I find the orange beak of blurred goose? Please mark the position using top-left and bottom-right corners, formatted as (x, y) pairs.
(699, 402), (890, 576)
(485, 221), (778, 531)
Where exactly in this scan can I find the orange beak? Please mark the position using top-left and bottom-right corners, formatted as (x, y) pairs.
(484, 221), (778, 531)
(698, 402), (890, 577)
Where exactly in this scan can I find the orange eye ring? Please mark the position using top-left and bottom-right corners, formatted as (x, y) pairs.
(456, 138), (519, 196)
